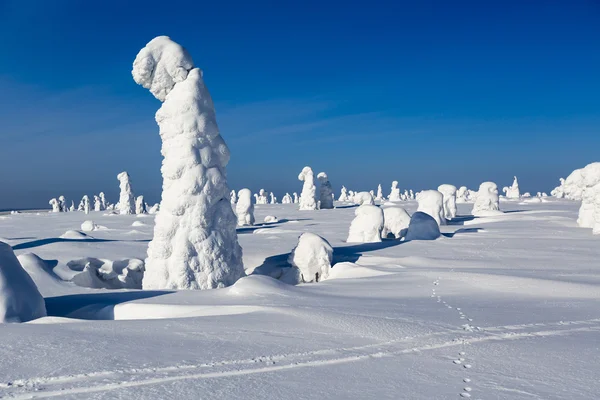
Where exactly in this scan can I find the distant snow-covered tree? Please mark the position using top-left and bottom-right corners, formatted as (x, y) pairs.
(317, 172), (334, 209)
(288, 232), (333, 283)
(376, 184), (384, 201)
(269, 192), (277, 204)
(230, 189), (237, 206)
(293, 192), (299, 204)
(236, 189), (255, 226)
(298, 166), (318, 211)
(437, 184), (457, 220)
(117, 172), (135, 215)
(388, 181), (401, 201)
(135, 196), (147, 214)
(49, 198), (60, 213)
(282, 193), (293, 204)
(347, 204), (384, 243)
(416, 190), (445, 226)
(93, 195), (102, 212)
(338, 186), (349, 202)
(472, 182), (501, 217)
(99, 192), (108, 210)
(58, 196), (67, 212)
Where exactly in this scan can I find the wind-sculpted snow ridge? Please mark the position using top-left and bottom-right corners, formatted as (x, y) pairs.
(0, 242), (46, 323)
(133, 36), (244, 290)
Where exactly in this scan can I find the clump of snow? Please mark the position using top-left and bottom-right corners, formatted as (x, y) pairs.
(317, 172), (334, 209)
(354, 191), (375, 206)
(437, 184), (457, 220)
(472, 182), (502, 216)
(117, 172), (134, 215)
(416, 190), (445, 226)
(59, 230), (90, 240)
(132, 220), (146, 227)
(135, 195), (147, 214)
(264, 215), (278, 224)
(68, 258), (145, 290)
(49, 198), (60, 213)
(134, 36), (244, 290)
(298, 166), (318, 210)
(404, 211), (441, 241)
(381, 206), (411, 239)
(347, 204), (384, 243)
(388, 181), (401, 201)
(236, 189), (255, 226)
(338, 186), (349, 202)
(16, 253), (66, 296)
(81, 220), (97, 232)
(0, 241), (47, 323)
(287, 232), (333, 283)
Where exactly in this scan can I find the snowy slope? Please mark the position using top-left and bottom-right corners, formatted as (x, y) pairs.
(0, 200), (599, 399)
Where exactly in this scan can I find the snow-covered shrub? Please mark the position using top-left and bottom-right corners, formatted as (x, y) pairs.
(381, 206), (411, 239)
(264, 215), (278, 223)
(135, 195), (147, 214)
(116, 172), (135, 215)
(269, 192), (277, 204)
(416, 190), (445, 226)
(317, 172), (334, 209)
(405, 212), (441, 241)
(0, 241), (46, 323)
(354, 191), (375, 205)
(58, 196), (67, 212)
(288, 232), (333, 283)
(338, 186), (349, 202)
(282, 193), (293, 204)
(437, 184), (457, 220)
(388, 181), (401, 201)
(230, 189), (237, 206)
(376, 184), (384, 201)
(81, 220), (97, 232)
(133, 36), (244, 290)
(472, 182), (501, 216)
(298, 166), (318, 210)
(236, 189), (255, 226)
(49, 198), (60, 213)
(347, 204), (384, 243)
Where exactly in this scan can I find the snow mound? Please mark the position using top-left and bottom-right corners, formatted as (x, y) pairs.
(67, 258), (145, 289)
(264, 215), (278, 224)
(132, 221), (146, 227)
(328, 262), (394, 280)
(0, 242), (47, 323)
(405, 212), (441, 241)
(81, 220), (97, 232)
(288, 232), (333, 283)
(229, 275), (297, 296)
(16, 253), (68, 296)
(381, 207), (411, 239)
(347, 204), (384, 243)
(59, 230), (90, 240)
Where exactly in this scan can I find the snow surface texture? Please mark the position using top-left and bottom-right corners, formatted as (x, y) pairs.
(381, 206), (411, 239)
(0, 241), (46, 323)
(117, 172), (134, 215)
(133, 36), (244, 290)
(317, 172), (334, 209)
(287, 232), (333, 283)
(404, 211), (441, 240)
(416, 190), (446, 226)
(354, 191), (375, 206)
(298, 166), (318, 211)
(472, 182), (502, 217)
(388, 180), (401, 201)
(347, 204), (384, 243)
(437, 184), (457, 220)
(236, 189), (255, 226)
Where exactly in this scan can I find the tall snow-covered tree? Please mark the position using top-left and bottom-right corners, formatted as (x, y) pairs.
(298, 166), (318, 210)
(317, 172), (334, 209)
(117, 172), (135, 215)
(236, 189), (255, 226)
(388, 181), (400, 201)
(133, 36), (244, 290)
(135, 195), (147, 214)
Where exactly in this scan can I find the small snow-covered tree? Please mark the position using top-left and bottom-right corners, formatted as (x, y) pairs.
(58, 196), (67, 212)
(135, 195), (147, 214)
(282, 193), (293, 204)
(133, 35), (244, 290)
(354, 191), (375, 205)
(576, 163), (600, 232)
(93, 195), (102, 211)
(293, 192), (299, 203)
(338, 186), (349, 202)
(81, 195), (91, 215)
(416, 190), (445, 226)
(456, 186), (469, 203)
(256, 189), (268, 205)
(381, 206), (411, 239)
(99, 192), (107, 210)
(472, 182), (501, 216)
(236, 188), (255, 226)
(405, 212), (441, 241)
(347, 204), (384, 243)
(288, 233), (333, 283)
(117, 171), (135, 215)
(551, 178), (566, 198)
(317, 172), (334, 209)
(298, 166), (318, 210)
(504, 176), (520, 199)
(230, 189), (237, 206)
(269, 192), (277, 204)
(409, 190), (415, 200)
(388, 181), (401, 201)
(376, 184), (383, 201)
(437, 184), (457, 220)
(69, 201), (75, 212)
(49, 198), (60, 212)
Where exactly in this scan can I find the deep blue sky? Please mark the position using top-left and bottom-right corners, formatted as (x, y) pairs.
(1, 0), (599, 209)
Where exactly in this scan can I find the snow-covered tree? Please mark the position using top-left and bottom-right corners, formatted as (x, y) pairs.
(317, 172), (334, 209)
(148, 203), (160, 214)
(575, 163), (600, 232)
(348, 190), (355, 202)
(405, 212), (441, 241)
(456, 186), (469, 203)
(388, 181), (401, 201)
(347, 204), (384, 243)
(416, 190), (445, 226)
(472, 182), (501, 216)
(298, 166), (318, 210)
(69, 201), (75, 212)
(49, 198), (60, 213)
(282, 193), (293, 204)
(80, 195), (90, 215)
(135, 196), (147, 214)
(236, 188), (255, 226)
(409, 190), (415, 200)
(99, 192), (107, 210)
(117, 171), (135, 215)
(288, 233), (333, 283)
(381, 206), (411, 239)
(354, 191), (375, 205)
(269, 192), (277, 204)
(255, 189), (268, 205)
(230, 189), (237, 206)
(437, 184), (457, 220)
(93, 195), (102, 211)
(293, 192), (299, 203)
(503, 176), (520, 199)
(338, 186), (349, 202)
(376, 184), (384, 201)
(133, 35), (244, 290)
(58, 196), (67, 212)
(551, 178), (566, 198)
